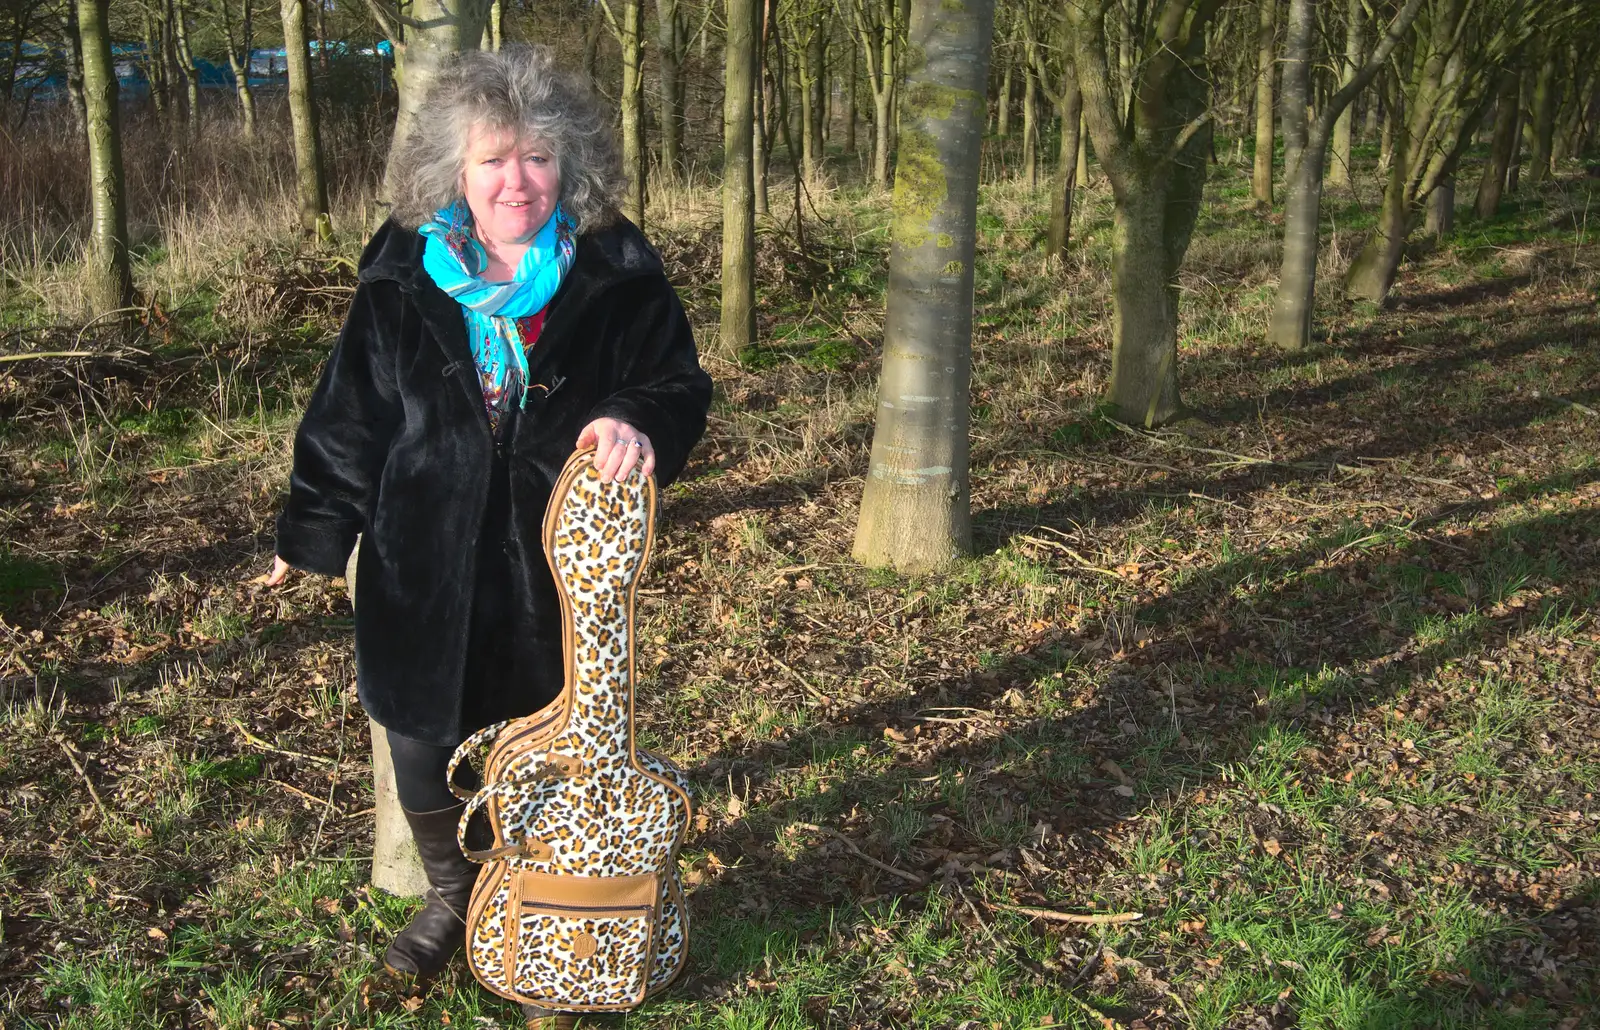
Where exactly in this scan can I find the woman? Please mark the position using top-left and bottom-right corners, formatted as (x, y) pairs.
(267, 46), (710, 1027)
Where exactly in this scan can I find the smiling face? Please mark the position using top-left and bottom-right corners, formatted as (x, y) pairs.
(461, 123), (561, 255)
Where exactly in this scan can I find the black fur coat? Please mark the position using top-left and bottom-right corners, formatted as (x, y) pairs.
(275, 217), (711, 747)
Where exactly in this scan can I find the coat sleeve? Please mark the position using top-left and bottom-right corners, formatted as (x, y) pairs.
(275, 280), (404, 576)
(582, 274), (712, 487)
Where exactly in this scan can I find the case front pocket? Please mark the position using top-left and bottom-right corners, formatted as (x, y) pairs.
(506, 871), (661, 1009)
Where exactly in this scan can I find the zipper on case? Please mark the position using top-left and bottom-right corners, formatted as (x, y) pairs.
(521, 902), (651, 917)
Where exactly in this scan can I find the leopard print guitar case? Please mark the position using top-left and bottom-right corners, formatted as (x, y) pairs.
(448, 448), (692, 1011)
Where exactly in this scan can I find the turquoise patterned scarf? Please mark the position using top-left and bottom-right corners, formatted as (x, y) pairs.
(418, 201), (577, 415)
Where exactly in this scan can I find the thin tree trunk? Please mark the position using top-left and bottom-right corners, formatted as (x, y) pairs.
(1528, 41), (1556, 183)
(77, 0), (134, 316)
(1252, 0), (1277, 205)
(997, 44), (1012, 136)
(845, 42), (857, 154)
(854, 0), (994, 572)
(175, 3), (202, 138)
(1328, 0), (1363, 186)
(1346, 103), (1407, 300)
(218, 0), (257, 138)
(617, 0), (646, 226)
(1425, 174), (1453, 237)
(281, 0), (329, 236)
(1269, 0), (1423, 350)
(1475, 67), (1518, 218)
(1021, 53), (1038, 186)
(1076, 109), (1088, 185)
(721, 0), (758, 357)
(489, 0), (502, 49)
(61, 2), (87, 135)
(658, 0), (683, 179)
(1048, 83), (1081, 259)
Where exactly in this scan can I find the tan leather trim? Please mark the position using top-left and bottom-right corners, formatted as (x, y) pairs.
(503, 863), (523, 992)
(515, 870), (659, 909)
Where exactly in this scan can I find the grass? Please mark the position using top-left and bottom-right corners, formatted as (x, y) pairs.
(3, 114), (1599, 1028)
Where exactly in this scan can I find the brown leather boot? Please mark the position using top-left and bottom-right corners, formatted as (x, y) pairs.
(521, 1005), (579, 1029)
(382, 803), (480, 981)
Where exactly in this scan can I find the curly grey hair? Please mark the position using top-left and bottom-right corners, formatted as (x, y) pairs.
(387, 46), (623, 233)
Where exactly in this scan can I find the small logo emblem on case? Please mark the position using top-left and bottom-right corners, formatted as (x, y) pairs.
(573, 932), (599, 959)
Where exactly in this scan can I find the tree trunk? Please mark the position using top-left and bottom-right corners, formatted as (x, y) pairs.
(658, 0), (683, 179)
(1425, 174), (1454, 237)
(1021, 55), (1038, 186)
(77, 0), (134, 317)
(282, 0), (329, 237)
(1252, 0), (1277, 205)
(617, 0), (646, 227)
(1278, 0), (1312, 189)
(854, 0), (994, 572)
(845, 42), (858, 154)
(489, 0), (502, 50)
(797, 26), (821, 180)
(721, 0), (758, 358)
(1346, 116), (1407, 301)
(220, 0), (258, 139)
(1328, 0), (1363, 186)
(1107, 186), (1182, 425)
(1528, 41), (1556, 183)
(175, 2), (201, 139)
(1047, 84), (1081, 259)
(996, 45), (1012, 136)
(1474, 67), (1518, 218)
(1076, 109), (1088, 185)
(872, 79), (893, 185)
(61, 2), (87, 135)
(381, 0), (490, 202)
(1268, 0), (1423, 350)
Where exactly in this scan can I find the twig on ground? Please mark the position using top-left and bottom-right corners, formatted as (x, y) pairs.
(272, 779), (331, 806)
(1017, 535), (1121, 578)
(231, 720), (336, 765)
(0, 351), (95, 364)
(1557, 396), (1598, 419)
(54, 737), (113, 824)
(986, 900), (1143, 925)
(790, 822), (927, 885)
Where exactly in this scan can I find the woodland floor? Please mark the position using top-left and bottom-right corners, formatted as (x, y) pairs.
(2, 151), (1599, 1030)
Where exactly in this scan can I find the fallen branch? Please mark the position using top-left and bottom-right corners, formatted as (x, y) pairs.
(231, 720), (336, 766)
(0, 350), (94, 364)
(1557, 396), (1598, 419)
(986, 900), (1143, 925)
(790, 822), (926, 885)
(54, 737), (113, 823)
(272, 779), (331, 806)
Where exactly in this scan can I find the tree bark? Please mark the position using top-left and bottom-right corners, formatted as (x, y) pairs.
(217, 0), (257, 138)
(658, 0), (684, 179)
(854, 0), (994, 572)
(1070, 0), (1222, 427)
(61, 1), (87, 135)
(1048, 83), (1081, 259)
(1278, 0), (1313, 188)
(1474, 67), (1519, 218)
(1252, 0), (1277, 205)
(1328, 0), (1363, 186)
(1267, 0), (1422, 350)
(77, 0), (134, 317)
(1527, 40), (1556, 183)
(282, 0), (329, 237)
(721, 0), (759, 358)
(616, 0), (646, 227)
(1425, 174), (1454, 237)
(380, 0), (491, 203)
(996, 41), (1012, 136)
(1021, 50), (1038, 186)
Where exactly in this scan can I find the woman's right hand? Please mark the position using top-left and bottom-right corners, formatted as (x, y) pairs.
(264, 556), (292, 586)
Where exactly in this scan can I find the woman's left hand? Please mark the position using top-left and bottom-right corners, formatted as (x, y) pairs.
(577, 418), (655, 483)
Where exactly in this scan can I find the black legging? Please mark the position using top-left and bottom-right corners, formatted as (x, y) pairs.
(388, 729), (482, 812)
